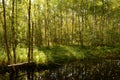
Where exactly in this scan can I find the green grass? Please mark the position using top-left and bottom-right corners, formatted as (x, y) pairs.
(0, 46), (120, 66)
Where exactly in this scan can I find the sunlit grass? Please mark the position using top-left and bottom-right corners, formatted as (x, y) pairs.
(0, 49), (8, 65)
(33, 50), (47, 64)
(0, 54), (7, 65)
(16, 48), (27, 62)
(64, 46), (85, 59)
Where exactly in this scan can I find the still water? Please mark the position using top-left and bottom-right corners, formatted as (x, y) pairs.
(0, 59), (120, 80)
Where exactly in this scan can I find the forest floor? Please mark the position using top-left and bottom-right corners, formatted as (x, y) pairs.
(0, 46), (120, 79)
(0, 45), (120, 66)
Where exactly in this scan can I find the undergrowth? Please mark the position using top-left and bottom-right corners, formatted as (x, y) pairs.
(0, 46), (120, 66)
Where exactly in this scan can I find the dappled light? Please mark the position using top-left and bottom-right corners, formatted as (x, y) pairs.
(0, 0), (120, 79)
(34, 51), (47, 64)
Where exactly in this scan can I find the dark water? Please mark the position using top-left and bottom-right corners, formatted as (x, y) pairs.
(0, 59), (120, 80)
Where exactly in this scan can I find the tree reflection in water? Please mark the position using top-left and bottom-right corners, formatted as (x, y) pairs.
(0, 59), (120, 80)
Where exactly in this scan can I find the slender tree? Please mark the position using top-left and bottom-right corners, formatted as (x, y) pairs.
(60, 0), (63, 45)
(99, 0), (105, 46)
(11, 0), (16, 63)
(2, 0), (11, 64)
(93, 0), (97, 46)
(31, 21), (34, 61)
(71, 2), (75, 44)
(28, 0), (31, 63)
(80, 0), (84, 47)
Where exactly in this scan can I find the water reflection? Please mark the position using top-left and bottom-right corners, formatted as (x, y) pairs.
(0, 59), (120, 80)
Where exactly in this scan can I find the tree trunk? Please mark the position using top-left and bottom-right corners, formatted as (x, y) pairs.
(93, 0), (97, 46)
(46, 0), (50, 47)
(28, 0), (31, 63)
(80, 0), (84, 47)
(2, 0), (11, 64)
(72, 9), (74, 45)
(60, 10), (63, 45)
(31, 21), (34, 61)
(100, 0), (105, 46)
(11, 0), (16, 63)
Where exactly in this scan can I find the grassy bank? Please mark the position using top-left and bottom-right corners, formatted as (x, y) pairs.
(0, 46), (120, 66)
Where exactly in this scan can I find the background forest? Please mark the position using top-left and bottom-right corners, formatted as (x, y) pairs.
(0, 0), (120, 65)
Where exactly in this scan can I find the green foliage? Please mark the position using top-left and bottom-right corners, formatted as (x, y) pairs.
(1, 46), (120, 66)
(0, 0), (120, 66)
